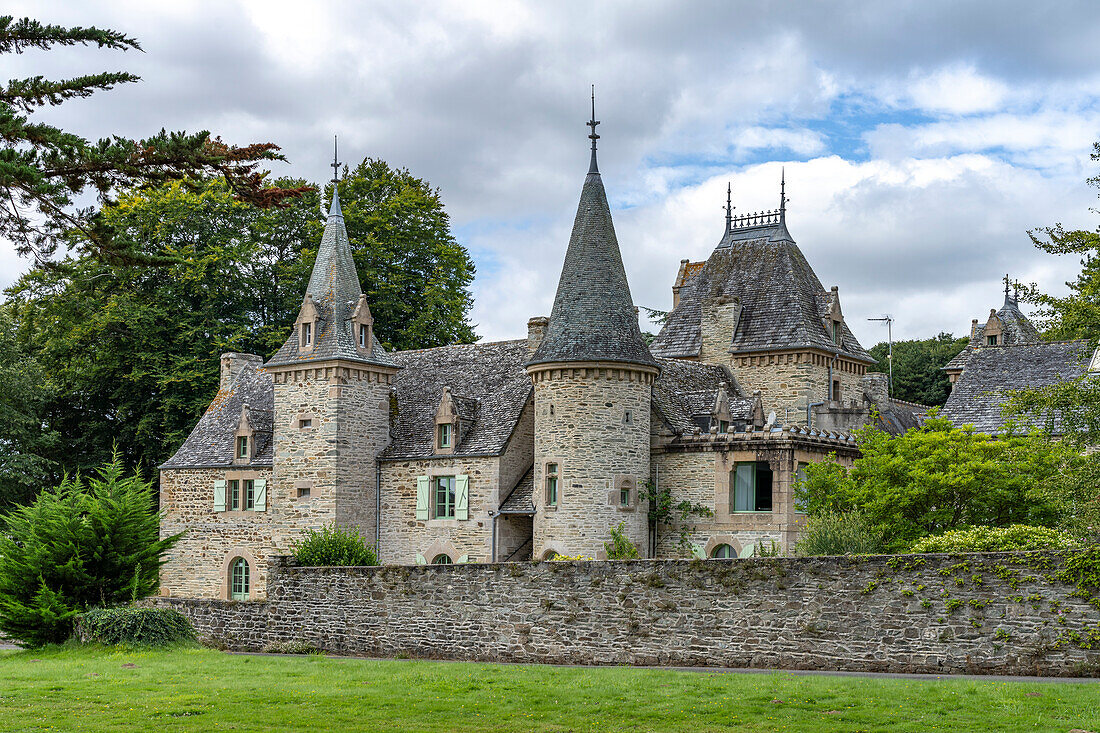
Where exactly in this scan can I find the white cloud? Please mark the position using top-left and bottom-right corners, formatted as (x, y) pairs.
(905, 65), (1010, 114)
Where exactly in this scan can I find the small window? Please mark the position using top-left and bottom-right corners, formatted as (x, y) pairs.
(297, 486), (311, 499)
(794, 463), (809, 513)
(718, 420), (729, 434)
(731, 462), (773, 513)
(230, 557), (250, 600)
(545, 463), (559, 506)
(832, 380), (841, 401)
(711, 544), (735, 559)
(438, 423), (453, 450)
(243, 479), (256, 511)
(299, 418), (313, 430)
(301, 321), (313, 348)
(236, 436), (249, 459)
(434, 476), (456, 519)
(228, 479), (240, 510)
(987, 335), (997, 346)
(832, 321), (841, 344)
(432, 554), (453, 565)
(358, 323), (369, 349)
(619, 482), (631, 506)
(623, 410), (633, 425)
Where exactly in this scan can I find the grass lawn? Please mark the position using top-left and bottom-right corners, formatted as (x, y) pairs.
(0, 645), (1097, 732)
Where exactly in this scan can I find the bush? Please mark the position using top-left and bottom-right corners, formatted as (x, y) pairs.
(548, 554), (594, 561)
(292, 524), (378, 566)
(907, 524), (1082, 554)
(0, 453), (181, 647)
(794, 511), (887, 556)
(76, 607), (195, 647)
(603, 522), (641, 560)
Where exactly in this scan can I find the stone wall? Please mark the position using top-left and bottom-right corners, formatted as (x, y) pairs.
(730, 352), (865, 421)
(154, 552), (1100, 676)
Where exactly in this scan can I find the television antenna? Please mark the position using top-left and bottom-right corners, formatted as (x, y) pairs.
(867, 315), (894, 395)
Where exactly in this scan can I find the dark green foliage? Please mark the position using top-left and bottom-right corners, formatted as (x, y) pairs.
(77, 607), (195, 647)
(604, 522), (641, 560)
(793, 511), (887, 556)
(867, 333), (967, 406)
(796, 416), (1069, 552)
(908, 525), (1082, 554)
(640, 480), (713, 556)
(292, 525), (378, 567)
(0, 453), (181, 647)
(0, 15), (308, 265)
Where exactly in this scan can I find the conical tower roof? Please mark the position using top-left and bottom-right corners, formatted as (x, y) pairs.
(267, 188), (395, 368)
(528, 111), (657, 369)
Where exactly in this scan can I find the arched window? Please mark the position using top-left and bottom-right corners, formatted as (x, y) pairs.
(711, 544), (735, 559)
(431, 554), (453, 565)
(230, 557), (250, 599)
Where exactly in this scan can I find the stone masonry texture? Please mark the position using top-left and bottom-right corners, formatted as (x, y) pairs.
(154, 552), (1100, 676)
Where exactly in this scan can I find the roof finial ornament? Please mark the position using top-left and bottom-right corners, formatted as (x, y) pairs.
(724, 182), (733, 234)
(779, 167), (787, 222)
(587, 85), (600, 175)
(1004, 273), (1011, 302)
(330, 135), (341, 185)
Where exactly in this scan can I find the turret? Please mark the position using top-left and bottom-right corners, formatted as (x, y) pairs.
(527, 93), (658, 559)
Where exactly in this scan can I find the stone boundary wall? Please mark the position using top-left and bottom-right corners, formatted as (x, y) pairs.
(152, 552), (1100, 676)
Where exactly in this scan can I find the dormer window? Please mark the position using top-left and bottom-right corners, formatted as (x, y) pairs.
(358, 323), (369, 349)
(832, 320), (841, 344)
(438, 423), (453, 450)
(234, 403), (255, 464)
(301, 321), (313, 348)
(987, 335), (997, 346)
(295, 294), (319, 352)
(433, 386), (469, 455)
(236, 436), (249, 459)
(352, 294), (374, 355)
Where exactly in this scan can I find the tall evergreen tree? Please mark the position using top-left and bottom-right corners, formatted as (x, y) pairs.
(867, 333), (967, 406)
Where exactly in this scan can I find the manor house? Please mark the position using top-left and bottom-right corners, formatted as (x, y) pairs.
(159, 114), (922, 600)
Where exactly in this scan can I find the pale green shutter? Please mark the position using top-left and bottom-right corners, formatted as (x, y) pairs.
(690, 543), (705, 559)
(456, 554), (469, 564)
(415, 553), (427, 565)
(254, 479), (267, 512)
(456, 475), (469, 520)
(415, 476), (430, 520)
(214, 480), (227, 512)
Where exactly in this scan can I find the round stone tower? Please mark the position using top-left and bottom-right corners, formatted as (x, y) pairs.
(527, 100), (659, 559)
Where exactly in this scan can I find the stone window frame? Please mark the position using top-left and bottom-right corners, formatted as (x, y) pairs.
(221, 548), (258, 601)
(221, 469), (267, 516)
(704, 535), (743, 558)
(421, 539), (460, 565)
(542, 459), (562, 511)
(295, 480), (313, 500)
(351, 294), (374, 356)
(295, 410), (316, 432)
(609, 474), (638, 512)
(295, 294), (319, 353)
(233, 404), (255, 465)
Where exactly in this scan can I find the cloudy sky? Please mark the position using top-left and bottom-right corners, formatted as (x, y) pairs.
(7, 1), (1100, 347)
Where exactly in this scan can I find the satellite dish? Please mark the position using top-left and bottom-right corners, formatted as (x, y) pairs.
(766, 411), (777, 428)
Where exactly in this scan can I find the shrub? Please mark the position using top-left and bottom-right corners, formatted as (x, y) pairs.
(292, 524), (378, 566)
(0, 453), (181, 647)
(907, 525), (1082, 554)
(76, 607), (195, 647)
(794, 511), (887, 556)
(604, 522), (641, 560)
(549, 554), (594, 561)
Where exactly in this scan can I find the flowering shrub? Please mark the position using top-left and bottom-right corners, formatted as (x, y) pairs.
(908, 524), (1082, 553)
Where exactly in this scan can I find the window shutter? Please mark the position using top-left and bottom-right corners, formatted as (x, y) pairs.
(690, 543), (705, 560)
(415, 476), (430, 520)
(254, 479), (267, 512)
(456, 554), (469, 564)
(415, 553), (427, 565)
(456, 475), (469, 520)
(214, 480), (227, 512)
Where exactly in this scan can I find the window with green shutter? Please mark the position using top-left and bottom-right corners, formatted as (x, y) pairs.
(415, 476), (430, 520)
(434, 476), (455, 519)
(254, 479), (267, 512)
(455, 475), (469, 520)
(214, 480), (227, 512)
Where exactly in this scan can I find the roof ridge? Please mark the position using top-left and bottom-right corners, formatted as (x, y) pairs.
(391, 339), (523, 356)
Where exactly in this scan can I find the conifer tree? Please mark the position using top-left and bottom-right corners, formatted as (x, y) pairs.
(0, 15), (308, 265)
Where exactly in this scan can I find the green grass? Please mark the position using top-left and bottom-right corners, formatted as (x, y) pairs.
(0, 645), (1098, 732)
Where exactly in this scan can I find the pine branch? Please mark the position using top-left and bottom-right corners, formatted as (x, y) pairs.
(0, 16), (141, 54)
(2, 72), (141, 112)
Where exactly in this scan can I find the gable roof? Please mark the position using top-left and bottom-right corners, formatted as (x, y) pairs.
(161, 361), (274, 469)
(381, 339), (532, 459)
(650, 220), (872, 363)
(528, 162), (657, 369)
(267, 190), (396, 370)
(942, 340), (1091, 434)
(498, 468), (535, 515)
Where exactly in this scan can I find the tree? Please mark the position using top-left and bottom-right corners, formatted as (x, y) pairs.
(5, 169), (477, 482)
(0, 304), (57, 506)
(0, 15), (307, 265)
(867, 333), (967, 406)
(0, 453), (180, 647)
(796, 415), (1067, 551)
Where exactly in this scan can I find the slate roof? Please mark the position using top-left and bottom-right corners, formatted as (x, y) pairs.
(161, 361), (274, 469)
(498, 468), (535, 514)
(650, 219), (873, 363)
(528, 161), (657, 369)
(944, 295), (1042, 371)
(942, 340), (1091, 434)
(651, 357), (756, 434)
(381, 339), (533, 459)
(267, 190), (396, 369)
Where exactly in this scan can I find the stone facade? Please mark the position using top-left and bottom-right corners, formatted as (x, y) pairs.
(530, 364), (656, 559)
(728, 351), (867, 422)
(153, 552), (1100, 677)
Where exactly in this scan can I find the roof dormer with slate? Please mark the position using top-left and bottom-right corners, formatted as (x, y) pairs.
(943, 280), (1043, 380)
(266, 188), (396, 371)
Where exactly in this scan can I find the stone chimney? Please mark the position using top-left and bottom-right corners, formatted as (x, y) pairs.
(861, 372), (889, 406)
(220, 352), (263, 392)
(970, 318), (980, 340)
(527, 317), (549, 357)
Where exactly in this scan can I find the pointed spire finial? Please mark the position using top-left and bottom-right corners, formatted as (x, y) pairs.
(587, 85), (600, 174)
(779, 167), (787, 222)
(1004, 273), (1012, 302)
(724, 182), (733, 234)
(327, 135), (343, 217)
(330, 135), (341, 185)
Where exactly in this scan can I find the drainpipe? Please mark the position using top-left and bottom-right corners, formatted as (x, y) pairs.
(490, 510), (498, 562)
(806, 402), (824, 428)
(375, 462), (382, 556)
